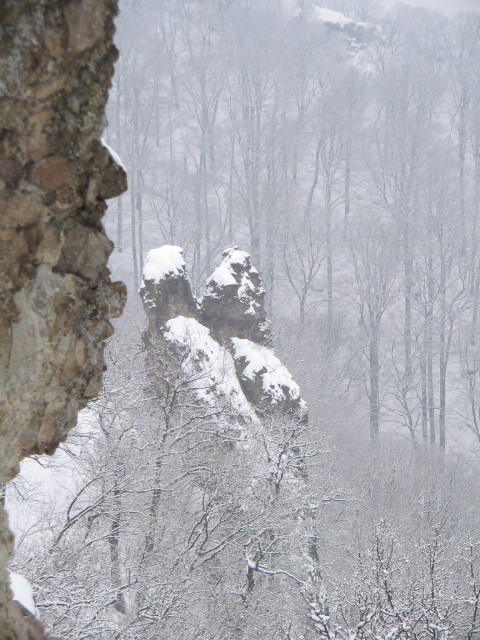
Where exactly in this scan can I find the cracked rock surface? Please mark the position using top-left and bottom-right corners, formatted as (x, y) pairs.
(0, 1), (125, 636)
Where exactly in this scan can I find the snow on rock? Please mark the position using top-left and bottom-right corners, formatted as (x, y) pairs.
(101, 137), (126, 172)
(140, 246), (197, 330)
(309, 6), (373, 48)
(202, 247), (271, 344)
(164, 316), (257, 421)
(206, 262), (238, 288)
(312, 7), (354, 27)
(142, 245), (186, 284)
(231, 337), (308, 419)
(9, 571), (39, 617)
(205, 247), (264, 312)
(140, 245), (306, 424)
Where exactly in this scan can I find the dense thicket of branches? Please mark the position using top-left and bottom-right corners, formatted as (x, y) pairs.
(10, 329), (480, 639)
(10, 330), (480, 638)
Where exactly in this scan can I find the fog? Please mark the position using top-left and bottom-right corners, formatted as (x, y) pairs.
(8, 1), (480, 638)
(385, 0), (480, 13)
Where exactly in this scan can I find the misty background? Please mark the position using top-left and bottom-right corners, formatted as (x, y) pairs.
(383, 0), (479, 14)
(8, 0), (480, 638)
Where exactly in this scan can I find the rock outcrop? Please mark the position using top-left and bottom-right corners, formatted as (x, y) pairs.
(140, 246), (197, 335)
(0, 1), (126, 636)
(140, 245), (307, 423)
(202, 247), (271, 345)
(231, 338), (307, 420)
(163, 316), (257, 421)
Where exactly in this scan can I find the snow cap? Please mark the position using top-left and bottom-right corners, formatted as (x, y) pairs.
(143, 245), (186, 284)
(205, 246), (264, 314)
(312, 7), (354, 27)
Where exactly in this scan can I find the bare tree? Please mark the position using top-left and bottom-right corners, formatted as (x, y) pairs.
(348, 219), (398, 440)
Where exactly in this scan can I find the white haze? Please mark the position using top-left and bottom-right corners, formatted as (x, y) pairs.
(385, 0), (480, 13)
(7, 1), (480, 638)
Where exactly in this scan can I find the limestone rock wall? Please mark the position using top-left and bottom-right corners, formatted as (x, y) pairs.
(0, 1), (126, 636)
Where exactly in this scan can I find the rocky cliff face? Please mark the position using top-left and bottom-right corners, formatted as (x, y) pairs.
(0, 1), (126, 636)
(140, 245), (307, 422)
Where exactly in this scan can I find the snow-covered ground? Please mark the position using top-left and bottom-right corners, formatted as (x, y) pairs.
(7, 409), (97, 549)
(311, 6), (356, 27)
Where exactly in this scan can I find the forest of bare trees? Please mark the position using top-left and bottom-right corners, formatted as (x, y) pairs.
(8, 1), (480, 638)
(102, 0), (480, 448)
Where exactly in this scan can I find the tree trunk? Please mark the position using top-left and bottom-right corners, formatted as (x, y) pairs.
(304, 139), (321, 223)
(251, 105), (262, 271)
(117, 195), (123, 253)
(228, 135), (234, 243)
(130, 170), (139, 286)
(427, 311), (436, 445)
(471, 261), (480, 346)
(109, 481), (127, 614)
(115, 67), (123, 253)
(459, 105), (467, 254)
(421, 329), (428, 441)
(193, 170), (202, 285)
(403, 211), (413, 381)
(250, 226), (261, 273)
(369, 326), (380, 441)
(202, 155), (211, 275)
(344, 138), (351, 234)
(470, 159), (480, 344)
(144, 455), (163, 556)
(325, 174), (333, 340)
(300, 295), (306, 331)
(293, 102), (304, 183)
(136, 170), (143, 272)
(439, 256), (447, 450)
